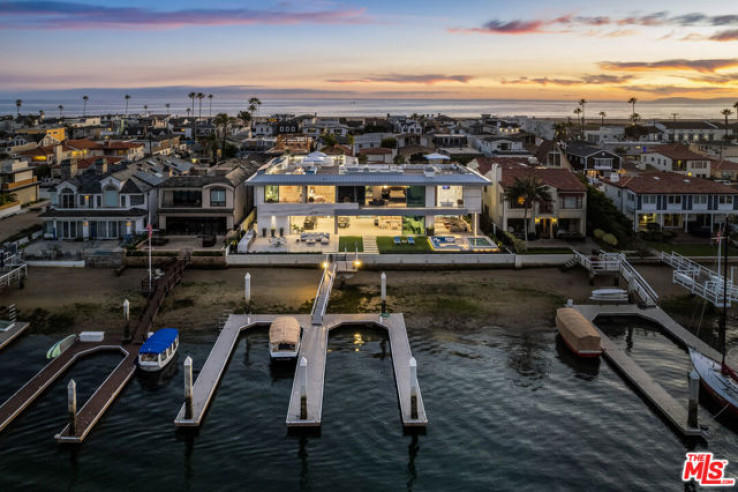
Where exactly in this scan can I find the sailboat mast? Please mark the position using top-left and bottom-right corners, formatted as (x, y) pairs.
(722, 220), (729, 368)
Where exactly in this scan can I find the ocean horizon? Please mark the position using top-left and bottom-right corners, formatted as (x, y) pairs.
(2, 91), (736, 121)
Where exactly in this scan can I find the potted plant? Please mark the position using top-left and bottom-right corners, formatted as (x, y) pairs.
(279, 227), (284, 237)
(270, 227), (276, 238)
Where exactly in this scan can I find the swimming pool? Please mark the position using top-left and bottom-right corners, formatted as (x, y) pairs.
(428, 236), (499, 252)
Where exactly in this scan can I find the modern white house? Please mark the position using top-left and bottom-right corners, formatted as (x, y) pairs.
(639, 144), (712, 178)
(246, 152), (490, 239)
(601, 171), (738, 231)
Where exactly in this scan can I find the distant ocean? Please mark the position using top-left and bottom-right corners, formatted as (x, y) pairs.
(0, 92), (734, 121)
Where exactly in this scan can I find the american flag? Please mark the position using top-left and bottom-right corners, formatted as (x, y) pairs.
(146, 223), (153, 239)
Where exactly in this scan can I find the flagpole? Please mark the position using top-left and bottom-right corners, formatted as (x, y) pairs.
(148, 211), (152, 294)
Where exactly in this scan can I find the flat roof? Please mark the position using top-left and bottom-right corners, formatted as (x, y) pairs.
(247, 156), (490, 186)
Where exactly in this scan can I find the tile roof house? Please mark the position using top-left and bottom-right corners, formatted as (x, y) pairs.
(472, 158), (587, 238)
(600, 171), (738, 232)
(563, 141), (622, 177)
(639, 143), (711, 177)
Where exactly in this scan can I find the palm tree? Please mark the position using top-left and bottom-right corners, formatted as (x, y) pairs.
(504, 175), (552, 248)
(144, 104), (149, 115)
(734, 101), (738, 122)
(599, 111), (606, 126)
(197, 92), (205, 118)
(186, 107), (191, 118)
(208, 94), (213, 118)
(573, 107), (583, 138)
(722, 108), (732, 127)
(38, 109), (45, 121)
(248, 97), (261, 117)
(165, 103), (171, 114)
(553, 122), (568, 141)
(238, 110), (251, 123)
(124, 94), (131, 116)
(82, 95), (89, 116)
(578, 99), (587, 127)
(58, 105), (64, 119)
(631, 112), (641, 126)
(213, 112), (236, 160)
(188, 91), (197, 141)
(15, 99), (22, 117)
(628, 97), (638, 124)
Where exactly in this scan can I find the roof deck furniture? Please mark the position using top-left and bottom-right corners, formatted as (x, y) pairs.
(394, 236), (401, 245)
(407, 236), (415, 245)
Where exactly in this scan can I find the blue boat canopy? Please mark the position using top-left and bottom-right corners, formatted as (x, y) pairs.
(139, 328), (178, 354)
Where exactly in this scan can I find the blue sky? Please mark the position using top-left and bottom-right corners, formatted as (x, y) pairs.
(1, 1), (737, 99)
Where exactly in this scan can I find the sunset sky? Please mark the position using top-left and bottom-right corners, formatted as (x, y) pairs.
(1, 0), (738, 100)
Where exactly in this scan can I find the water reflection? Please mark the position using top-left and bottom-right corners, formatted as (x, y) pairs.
(406, 434), (420, 491)
(555, 337), (600, 379)
(298, 436), (309, 491)
(506, 333), (550, 389)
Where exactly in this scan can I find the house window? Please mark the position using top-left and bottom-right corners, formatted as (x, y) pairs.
(264, 185), (279, 203)
(594, 158), (613, 169)
(643, 195), (657, 205)
(667, 195), (682, 204)
(103, 186), (119, 207)
(627, 193), (635, 202)
(694, 195), (708, 205)
(59, 189), (75, 209)
(559, 195), (583, 209)
(210, 187), (226, 207)
(719, 195), (733, 205)
(130, 194), (144, 206)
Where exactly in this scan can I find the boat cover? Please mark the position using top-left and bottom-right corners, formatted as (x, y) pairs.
(556, 308), (601, 354)
(140, 328), (179, 354)
(270, 317), (301, 345)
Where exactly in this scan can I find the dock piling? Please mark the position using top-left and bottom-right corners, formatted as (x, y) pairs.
(381, 273), (387, 314)
(688, 370), (700, 429)
(67, 379), (77, 436)
(409, 357), (418, 420)
(184, 356), (193, 420)
(123, 299), (130, 340)
(244, 273), (251, 313)
(300, 357), (308, 420)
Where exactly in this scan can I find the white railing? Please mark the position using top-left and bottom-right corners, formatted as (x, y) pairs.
(662, 251), (738, 307)
(574, 251), (658, 305)
(310, 262), (337, 325)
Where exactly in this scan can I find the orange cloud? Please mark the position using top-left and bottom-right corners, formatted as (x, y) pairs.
(598, 59), (738, 73)
(327, 74), (473, 85)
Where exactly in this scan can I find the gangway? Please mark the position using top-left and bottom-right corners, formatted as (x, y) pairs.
(661, 251), (738, 307)
(311, 260), (337, 325)
(572, 251), (658, 306)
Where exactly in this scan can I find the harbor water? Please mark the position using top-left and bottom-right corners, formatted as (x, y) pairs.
(1, 320), (737, 491)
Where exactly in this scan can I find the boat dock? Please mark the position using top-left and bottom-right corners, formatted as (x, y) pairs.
(573, 304), (708, 438)
(0, 320), (29, 351)
(0, 255), (188, 443)
(174, 313), (427, 429)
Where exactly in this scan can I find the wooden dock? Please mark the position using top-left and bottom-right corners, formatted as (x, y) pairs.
(0, 337), (131, 435)
(573, 304), (708, 439)
(0, 321), (29, 351)
(174, 313), (427, 429)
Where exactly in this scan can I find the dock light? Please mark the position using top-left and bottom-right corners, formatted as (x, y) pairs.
(353, 259), (362, 268)
(322, 261), (328, 269)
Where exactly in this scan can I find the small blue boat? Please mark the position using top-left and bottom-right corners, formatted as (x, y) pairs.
(138, 328), (179, 372)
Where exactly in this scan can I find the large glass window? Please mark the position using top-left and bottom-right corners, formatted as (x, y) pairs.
(406, 186), (426, 207)
(436, 185), (463, 207)
(307, 186), (335, 204)
(278, 186), (302, 203)
(130, 194), (145, 206)
(559, 194), (583, 209)
(172, 190), (202, 207)
(264, 185), (279, 203)
(338, 186), (365, 204)
(59, 189), (75, 209)
(210, 187), (226, 207)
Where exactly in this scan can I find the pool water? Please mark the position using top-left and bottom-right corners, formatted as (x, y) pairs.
(428, 236), (499, 252)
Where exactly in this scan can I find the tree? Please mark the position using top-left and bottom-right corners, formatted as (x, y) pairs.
(627, 97), (638, 124)
(238, 110), (251, 123)
(38, 110), (45, 121)
(553, 122), (568, 141)
(722, 108), (732, 128)
(380, 137), (397, 149)
(82, 95), (89, 116)
(15, 99), (22, 117)
(504, 175), (552, 248)
(213, 112), (237, 161)
(188, 91), (197, 141)
(573, 107), (583, 138)
(393, 154), (405, 164)
(578, 99), (587, 127)
(630, 112), (641, 126)
(734, 101), (738, 122)
(58, 104), (64, 118)
(144, 104), (149, 115)
(598, 111), (606, 126)
(321, 131), (337, 148)
(165, 103), (171, 114)
(208, 94), (213, 118)
(197, 92), (205, 118)
(124, 94), (131, 116)
(248, 97), (262, 117)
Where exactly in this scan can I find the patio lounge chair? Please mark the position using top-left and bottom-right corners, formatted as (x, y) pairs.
(407, 237), (415, 245)
(394, 236), (401, 245)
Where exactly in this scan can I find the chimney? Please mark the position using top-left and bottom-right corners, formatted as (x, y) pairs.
(95, 158), (108, 175)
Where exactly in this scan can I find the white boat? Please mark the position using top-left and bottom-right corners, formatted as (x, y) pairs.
(589, 288), (629, 303)
(689, 223), (738, 416)
(690, 348), (738, 415)
(138, 328), (179, 372)
(269, 317), (301, 360)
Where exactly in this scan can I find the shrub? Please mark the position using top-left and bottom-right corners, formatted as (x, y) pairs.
(593, 229), (605, 239)
(503, 231), (527, 253)
(602, 233), (618, 246)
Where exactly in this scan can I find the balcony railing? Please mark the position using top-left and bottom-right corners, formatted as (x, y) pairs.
(1, 177), (37, 191)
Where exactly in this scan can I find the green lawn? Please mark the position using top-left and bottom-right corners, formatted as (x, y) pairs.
(338, 236), (363, 253)
(377, 236), (433, 254)
(646, 241), (737, 257)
